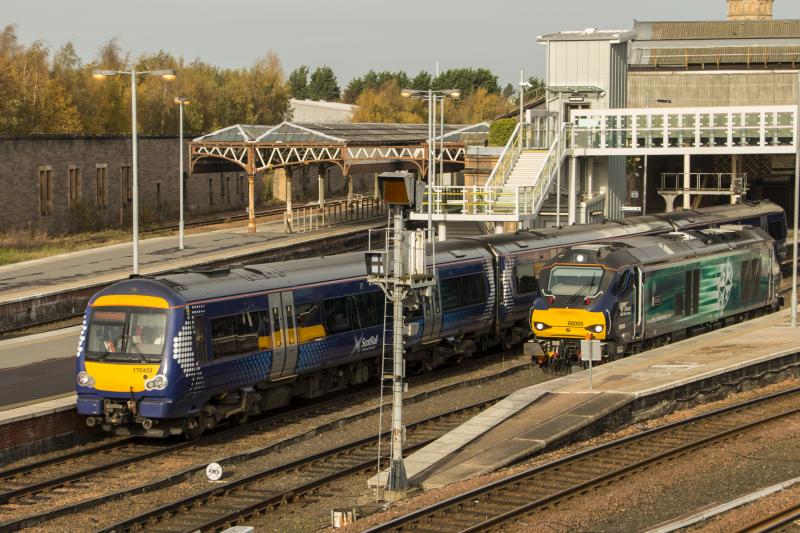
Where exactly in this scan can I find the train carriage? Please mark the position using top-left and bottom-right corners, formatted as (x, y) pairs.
(75, 201), (787, 437)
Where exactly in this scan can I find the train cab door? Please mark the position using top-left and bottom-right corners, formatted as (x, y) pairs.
(268, 291), (298, 380)
(632, 267), (644, 340)
(613, 268), (638, 342)
(421, 287), (443, 344)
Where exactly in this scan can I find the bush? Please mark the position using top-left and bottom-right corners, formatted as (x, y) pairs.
(488, 118), (517, 147)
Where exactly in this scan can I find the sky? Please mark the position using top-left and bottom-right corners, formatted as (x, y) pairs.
(6, 0), (800, 87)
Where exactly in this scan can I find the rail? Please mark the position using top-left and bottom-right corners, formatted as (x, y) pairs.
(659, 172), (748, 195)
(284, 195), (386, 233)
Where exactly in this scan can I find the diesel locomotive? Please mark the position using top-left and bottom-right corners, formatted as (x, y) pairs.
(75, 201), (787, 437)
(530, 226), (782, 370)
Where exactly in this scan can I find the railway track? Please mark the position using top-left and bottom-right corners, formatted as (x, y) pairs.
(0, 360), (531, 531)
(735, 501), (800, 533)
(99, 395), (504, 533)
(366, 385), (800, 533)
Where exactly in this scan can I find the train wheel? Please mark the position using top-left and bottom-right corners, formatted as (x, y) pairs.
(185, 414), (207, 440)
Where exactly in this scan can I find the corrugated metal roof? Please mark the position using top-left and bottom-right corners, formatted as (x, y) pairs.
(631, 45), (800, 67)
(635, 20), (800, 40)
(194, 122), (490, 145)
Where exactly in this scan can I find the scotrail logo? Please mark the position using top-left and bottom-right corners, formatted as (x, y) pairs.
(352, 334), (380, 354)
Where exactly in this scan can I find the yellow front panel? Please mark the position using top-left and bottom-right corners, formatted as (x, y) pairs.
(93, 295), (170, 309)
(531, 308), (607, 340)
(85, 361), (161, 393)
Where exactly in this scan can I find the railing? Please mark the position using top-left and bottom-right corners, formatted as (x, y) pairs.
(284, 195), (386, 233)
(485, 122), (522, 190)
(567, 105), (797, 154)
(659, 172), (748, 195)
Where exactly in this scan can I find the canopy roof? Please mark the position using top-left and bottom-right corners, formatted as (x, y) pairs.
(190, 121), (490, 175)
(194, 121), (489, 145)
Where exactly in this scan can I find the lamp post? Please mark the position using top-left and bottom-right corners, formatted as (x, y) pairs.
(400, 88), (460, 240)
(92, 68), (177, 274)
(174, 97), (190, 250)
(519, 69), (532, 126)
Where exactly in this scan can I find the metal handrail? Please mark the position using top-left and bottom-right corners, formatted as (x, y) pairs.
(659, 172), (748, 194)
(485, 122), (522, 190)
(284, 195), (386, 233)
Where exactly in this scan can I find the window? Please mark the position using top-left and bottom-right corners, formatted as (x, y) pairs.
(768, 220), (787, 240)
(355, 291), (384, 328)
(194, 317), (208, 364)
(324, 296), (355, 334)
(547, 266), (604, 297)
(68, 166), (81, 210)
(271, 307), (282, 348)
(611, 269), (631, 295)
(514, 263), (537, 295)
(440, 273), (487, 311)
(295, 302), (325, 342)
(225, 176), (231, 204)
(221, 175), (227, 202)
(156, 182), (162, 209)
(95, 164), (107, 208)
(210, 311), (263, 359)
(38, 166), (53, 216)
(85, 307), (167, 363)
(208, 178), (214, 205)
(120, 165), (132, 204)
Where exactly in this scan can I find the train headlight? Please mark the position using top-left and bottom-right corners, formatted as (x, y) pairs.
(534, 322), (551, 331)
(77, 371), (95, 388)
(585, 324), (604, 333)
(145, 374), (168, 391)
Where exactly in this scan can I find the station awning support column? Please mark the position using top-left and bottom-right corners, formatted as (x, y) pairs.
(683, 154), (691, 210)
(568, 156), (577, 225)
(246, 145), (256, 233)
(318, 165), (326, 207)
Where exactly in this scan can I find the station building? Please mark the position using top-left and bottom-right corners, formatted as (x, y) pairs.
(536, 0), (800, 219)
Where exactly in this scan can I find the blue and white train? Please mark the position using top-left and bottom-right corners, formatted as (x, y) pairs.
(75, 201), (787, 437)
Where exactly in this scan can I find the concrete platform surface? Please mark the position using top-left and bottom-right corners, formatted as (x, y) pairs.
(0, 218), (380, 303)
(370, 309), (800, 490)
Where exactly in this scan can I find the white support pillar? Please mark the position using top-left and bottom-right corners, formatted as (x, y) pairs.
(683, 154), (691, 210)
(347, 175), (354, 203)
(373, 172), (379, 199)
(587, 157), (594, 199)
(568, 156), (578, 225)
(437, 221), (447, 242)
(494, 222), (504, 234)
(318, 167), (326, 207)
(286, 169), (293, 213)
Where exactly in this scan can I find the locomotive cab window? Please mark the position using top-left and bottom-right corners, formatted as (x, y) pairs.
(85, 307), (167, 363)
(547, 266), (604, 296)
(514, 263), (537, 295)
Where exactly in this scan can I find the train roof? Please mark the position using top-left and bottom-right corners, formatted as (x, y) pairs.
(661, 200), (782, 229)
(553, 227), (772, 270)
(96, 236), (491, 306)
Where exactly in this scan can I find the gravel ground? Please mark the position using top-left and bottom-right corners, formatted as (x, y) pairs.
(341, 377), (800, 533)
(692, 483), (800, 532)
(25, 353), (552, 532)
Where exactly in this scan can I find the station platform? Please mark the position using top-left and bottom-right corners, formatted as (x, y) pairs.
(0, 217), (382, 332)
(370, 308), (800, 490)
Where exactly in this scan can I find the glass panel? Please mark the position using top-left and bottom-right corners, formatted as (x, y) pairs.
(86, 307), (168, 363)
(514, 263), (537, 294)
(295, 302), (325, 342)
(547, 266), (604, 297)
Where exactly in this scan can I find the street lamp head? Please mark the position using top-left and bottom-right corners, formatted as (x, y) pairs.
(151, 69), (177, 81)
(446, 89), (460, 99)
(91, 69), (118, 80)
(174, 96), (190, 105)
(519, 81), (532, 88)
(400, 88), (414, 98)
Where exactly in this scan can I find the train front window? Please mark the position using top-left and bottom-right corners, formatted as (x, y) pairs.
(85, 307), (168, 363)
(547, 266), (604, 297)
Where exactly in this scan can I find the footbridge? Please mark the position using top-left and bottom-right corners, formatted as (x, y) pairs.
(416, 105), (798, 230)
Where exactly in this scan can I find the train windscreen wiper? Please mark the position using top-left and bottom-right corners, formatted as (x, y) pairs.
(566, 278), (596, 305)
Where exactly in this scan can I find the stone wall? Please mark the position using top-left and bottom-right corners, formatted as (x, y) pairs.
(0, 135), (381, 234)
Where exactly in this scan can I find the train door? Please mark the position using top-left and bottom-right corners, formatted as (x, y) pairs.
(268, 291), (298, 380)
(421, 287), (443, 343)
(613, 269), (637, 342)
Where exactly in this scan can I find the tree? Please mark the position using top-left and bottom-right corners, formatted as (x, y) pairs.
(411, 70), (432, 90)
(351, 80), (424, 123)
(489, 118), (516, 146)
(502, 83), (514, 99)
(432, 68), (500, 96)
(342, 70), (410, 103)
(288, 65), (309, 99)
(447, 88), (510, 124)
(307, 66), (340, 101)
